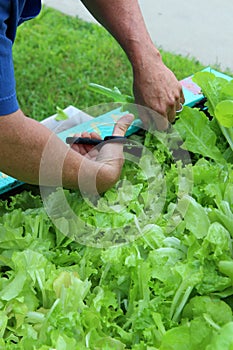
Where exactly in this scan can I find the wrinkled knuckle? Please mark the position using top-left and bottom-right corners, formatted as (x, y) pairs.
(115, 124), (127, 135)
(167, 97), (176, 107)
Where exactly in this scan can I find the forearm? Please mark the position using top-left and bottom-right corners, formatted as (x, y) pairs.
(81, 0), (162, 68)
(81, 0), (184, 127)
(0, 110), (124, 193)
(0, 110), (80, 188)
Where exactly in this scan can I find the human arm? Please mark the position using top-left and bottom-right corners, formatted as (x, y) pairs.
(81, 0), (184, 129)
(0, 110), (133, 193)
(0, 1), (134, 194)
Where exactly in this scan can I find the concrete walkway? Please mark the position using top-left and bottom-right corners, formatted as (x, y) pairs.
(42, 0), (233, 72)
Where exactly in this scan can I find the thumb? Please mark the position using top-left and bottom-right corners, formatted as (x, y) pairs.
(97, 113), (134, 162)
(112, 113), (135, 137)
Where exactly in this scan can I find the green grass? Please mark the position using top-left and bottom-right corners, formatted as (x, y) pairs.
(13, 6), (207, 121)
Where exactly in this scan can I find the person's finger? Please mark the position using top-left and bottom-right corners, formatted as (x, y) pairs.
(112, 113), (135, 136)
(81, 131), (91, 138)
(97, 113), (134, 164)
(175, 102), (183, 114)
(71, 132), (92, 155)
(180, 89), (185, 104)
(175, 87), (185, 115)
(84, 132), (103, 159)
(167, 90), (185, 123)
(78, 132), (93, 153)
(70, 133), (81, 153)
(90, 131), (102, 139)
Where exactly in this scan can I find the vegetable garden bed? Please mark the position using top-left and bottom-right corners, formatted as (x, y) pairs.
(0, 71), (233, 349)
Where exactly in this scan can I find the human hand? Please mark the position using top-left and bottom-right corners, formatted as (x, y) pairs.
(70, 114), (134, 194)
(132, 54), (185, 130)
(70, 131), (102, 159)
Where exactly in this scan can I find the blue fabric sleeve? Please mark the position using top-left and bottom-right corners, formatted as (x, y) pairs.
(0, 1), (19, 115)
(0, 34), (19, 115)
(0, 0), (41, 116)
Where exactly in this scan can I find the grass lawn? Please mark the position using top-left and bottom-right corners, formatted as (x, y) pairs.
(13, 6), (207, 121)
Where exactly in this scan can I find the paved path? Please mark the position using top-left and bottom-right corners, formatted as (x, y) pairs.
(42, 0), (233, 72)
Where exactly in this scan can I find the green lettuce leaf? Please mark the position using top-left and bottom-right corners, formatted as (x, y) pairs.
(193, 71), (233, 153)
(175, 107), (225, 164)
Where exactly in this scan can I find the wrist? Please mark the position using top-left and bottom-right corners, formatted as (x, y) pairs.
(128, 42), (162, 74)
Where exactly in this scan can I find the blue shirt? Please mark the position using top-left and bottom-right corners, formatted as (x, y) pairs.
(0, 0), (41, 115)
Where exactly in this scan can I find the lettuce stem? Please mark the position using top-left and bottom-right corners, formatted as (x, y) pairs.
(220, 125), (233, 153)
